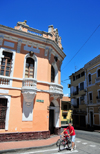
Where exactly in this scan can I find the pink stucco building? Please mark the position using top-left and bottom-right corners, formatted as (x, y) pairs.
(0, 21), (66, 141)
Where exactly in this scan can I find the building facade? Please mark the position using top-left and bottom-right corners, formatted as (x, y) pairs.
(69, 55), (100, 129)
(69, 68), (87, 129)
(61, 96), (72, 125)
(84, 55), (100, 129)
(0, 21), (66, 141)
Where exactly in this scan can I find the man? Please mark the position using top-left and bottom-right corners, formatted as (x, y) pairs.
(62, 123), (76, 151)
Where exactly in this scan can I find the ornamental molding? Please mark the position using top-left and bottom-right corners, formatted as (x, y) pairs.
(49, 49), (52, 61)
(50, 94), (63, 100)
(22, 90), (36, 103)
(17, 39), (22, 53)
(0, 33), (62, 61)
(45, 47), (49, 56)
(4, 41), (14, 48)
(24, 44), (40, 53)
(0, 35), (4, 45)
(0, 25), (66, 60)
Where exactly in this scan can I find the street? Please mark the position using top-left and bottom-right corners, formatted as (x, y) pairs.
(3, 137), (100, 154)
(3, 130), (100, 154)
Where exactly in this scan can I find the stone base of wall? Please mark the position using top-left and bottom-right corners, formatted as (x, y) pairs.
(0, 131), (50, 142)
(54, 127), (61, 135)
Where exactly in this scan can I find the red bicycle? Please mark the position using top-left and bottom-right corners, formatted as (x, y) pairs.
(56, 135), (72, 151)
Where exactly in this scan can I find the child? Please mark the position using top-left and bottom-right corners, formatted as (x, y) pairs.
(63, 128), (69, 142)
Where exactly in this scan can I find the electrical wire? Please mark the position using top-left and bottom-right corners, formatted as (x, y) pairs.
(61, 24), (100, 82)
(62, 24), (100, 71)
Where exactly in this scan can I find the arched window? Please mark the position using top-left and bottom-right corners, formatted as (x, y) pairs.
(88, 74), (91, 85)
(98, 69), (100, 77)
(51, 65), (55, 82)
(25, 57), (34, 78)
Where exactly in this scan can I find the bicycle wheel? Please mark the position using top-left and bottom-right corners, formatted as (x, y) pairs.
(67, 139), (72, 149)
(59, 140), (65, 151)
(56, 139), (60, 147)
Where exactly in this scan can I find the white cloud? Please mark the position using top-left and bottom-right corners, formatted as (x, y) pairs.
(64, 93), (69, 97)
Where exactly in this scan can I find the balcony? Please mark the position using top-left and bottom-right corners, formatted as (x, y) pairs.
(80, 100), (85, 105)
(89, 100), (92, 104)
(95, 77), (100, 84)
(21, 78), (37, 103)
(49, 83), (63, 99)
(0, 76), (11, 86)
(62, 110), (68, 113)
(88, 81), (91, 85)
(96, 96), (100, 104)
(22, 78), (37, 89)
(73, 91), (79, 96)
(73, 109), (87, 115)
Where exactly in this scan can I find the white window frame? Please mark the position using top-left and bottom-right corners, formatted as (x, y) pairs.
(23, 53), (38, 79)
(96, 67), (100, 78)
(88, 91), (93, 104)
(0, 47), (16, 87)
(51, 62), (58, 84)
(0, 93), (11, 130)
(88, 72), (92, 85)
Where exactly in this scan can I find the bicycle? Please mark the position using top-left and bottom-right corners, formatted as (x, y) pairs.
(56, 135), (72, 151)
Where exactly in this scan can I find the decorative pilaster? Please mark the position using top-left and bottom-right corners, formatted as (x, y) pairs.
(17, 40), (22, 53)
(59, 60), (62, 71)
(49, 49), (52, 61)
(22, 91), (36, 103)
(22, 90), (36, 121)
(45, 47), (49, 56)
(0, 35), (4, 46)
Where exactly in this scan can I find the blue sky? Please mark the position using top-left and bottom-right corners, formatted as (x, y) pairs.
(0, 0), (100, 96)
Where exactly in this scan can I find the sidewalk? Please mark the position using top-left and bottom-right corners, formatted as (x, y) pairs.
(0, 135), (59, 153)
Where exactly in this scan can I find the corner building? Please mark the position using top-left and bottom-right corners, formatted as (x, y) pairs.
(0, 21), (66, 141)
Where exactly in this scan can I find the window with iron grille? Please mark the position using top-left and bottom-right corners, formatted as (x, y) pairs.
(80, 82), (84, 91)
(76, 74), (80, 79)
(88, 74), (91, 82)
(51, 65), (55, 82)
(81, 71), (85, 77)
(98, 91), (100, 99)
(89, 93), (92, 100)
(0, 98), (7, 129)
(0, 51), (12, 76)
(73, 76), (75, 81)
(98, 69), (100, 77)
(25, 58), (34, 78)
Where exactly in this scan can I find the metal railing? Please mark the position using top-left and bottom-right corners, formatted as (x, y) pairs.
(95, 77), (100, 83)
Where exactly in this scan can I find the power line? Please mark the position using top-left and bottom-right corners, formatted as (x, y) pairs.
(62, 24), (100, 71)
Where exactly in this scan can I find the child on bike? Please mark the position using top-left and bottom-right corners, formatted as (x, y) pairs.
(63, 128), (69, 142)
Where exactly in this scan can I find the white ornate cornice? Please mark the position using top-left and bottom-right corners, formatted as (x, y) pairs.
(0, 25), (66, 60)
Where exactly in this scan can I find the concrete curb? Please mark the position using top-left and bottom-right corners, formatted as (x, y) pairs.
(0, 142), (57, 153)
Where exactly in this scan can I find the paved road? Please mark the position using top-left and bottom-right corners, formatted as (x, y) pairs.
(2, 130), (100, 154)
(4, 137), (100, 154)
(75, 129), (100, 143)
